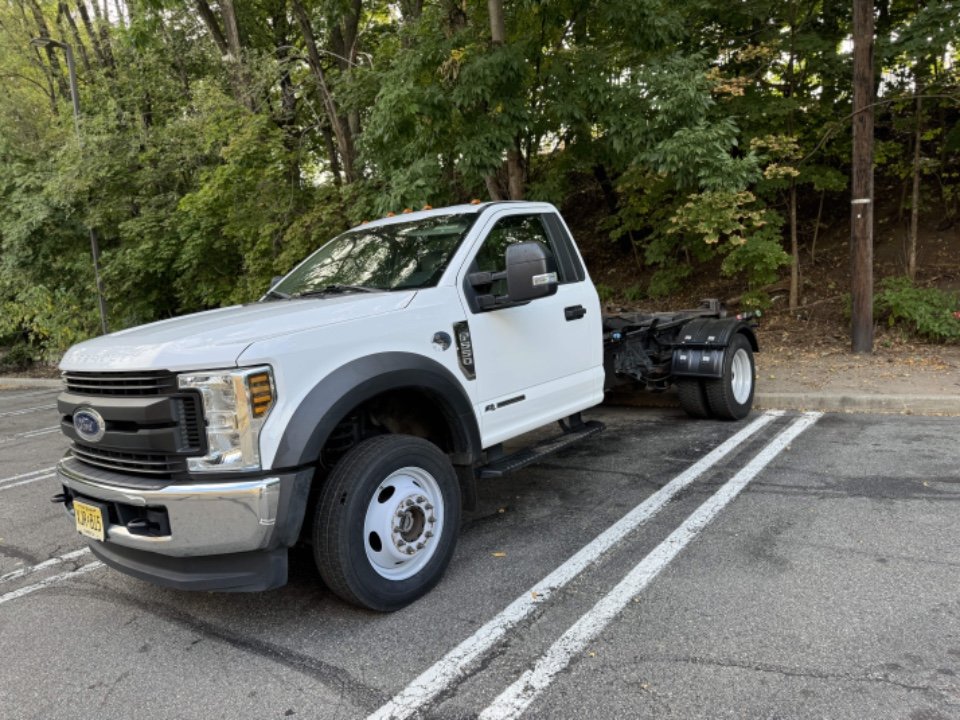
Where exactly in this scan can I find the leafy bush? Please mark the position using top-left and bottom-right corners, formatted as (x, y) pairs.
(595, 283), (616, 303)
(874, 277), (960, 343)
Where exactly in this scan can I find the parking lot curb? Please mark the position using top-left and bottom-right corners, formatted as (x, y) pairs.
(0, 377), (63, 389)
(755, 392), (960, 416)
(604, 388), (960, 416)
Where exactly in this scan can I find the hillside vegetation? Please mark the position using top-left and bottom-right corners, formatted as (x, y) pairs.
(1, 0), (958, 365)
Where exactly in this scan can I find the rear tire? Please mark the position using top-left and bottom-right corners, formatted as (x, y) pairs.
(677, 380), (712, 419)
(313, 434), (461, 611)
(705, 333), (755, 420)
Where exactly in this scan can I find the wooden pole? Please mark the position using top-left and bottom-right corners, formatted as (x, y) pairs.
(851, 0), (874, 353)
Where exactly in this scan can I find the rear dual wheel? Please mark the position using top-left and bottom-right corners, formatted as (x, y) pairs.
(678, 334), (755, 421)
(312, 434), (461, 612)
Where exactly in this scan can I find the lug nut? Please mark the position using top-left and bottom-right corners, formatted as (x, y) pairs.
(406, 547), (415, 555)
(416, 496), (425, 503)
(396, 539), (406, 547)
(406, 499), (414, 507)
(417, 542), (425, 549)
(428, 516), (436, 523)
(425, 503), (433, 510)
(425, 531), (434, 538)
(396, 510), (405, 518)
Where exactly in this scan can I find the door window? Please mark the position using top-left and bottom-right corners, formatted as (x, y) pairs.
(473, 214), (563, 296)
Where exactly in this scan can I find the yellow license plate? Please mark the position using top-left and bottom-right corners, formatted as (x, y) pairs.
(74, 499), (106, 542)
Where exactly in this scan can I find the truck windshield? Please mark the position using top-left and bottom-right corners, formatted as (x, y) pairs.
(271, 214), (477, 297)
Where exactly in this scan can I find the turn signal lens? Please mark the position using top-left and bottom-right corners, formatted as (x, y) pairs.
(470, 199), (481, 205)
(248, 372), (274, 418)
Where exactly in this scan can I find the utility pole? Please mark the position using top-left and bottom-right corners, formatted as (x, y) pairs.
(850, 0), (874, 353)
(30, 37), (109, 335)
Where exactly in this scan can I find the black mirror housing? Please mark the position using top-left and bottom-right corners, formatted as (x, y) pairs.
(505, 241), (558, 302)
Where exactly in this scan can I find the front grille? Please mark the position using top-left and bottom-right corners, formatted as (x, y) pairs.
(71, 444), (188, 476)
(64, 371), (177, 396)
(62, 370), (205, 479)
(174, 395), (204, 450)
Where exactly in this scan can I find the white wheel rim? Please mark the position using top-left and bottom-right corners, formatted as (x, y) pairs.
(363, 466), (444, 581)
(730, 347), (752, 404)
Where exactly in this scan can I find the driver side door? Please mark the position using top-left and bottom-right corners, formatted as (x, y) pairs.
(456, 210), (603, 448)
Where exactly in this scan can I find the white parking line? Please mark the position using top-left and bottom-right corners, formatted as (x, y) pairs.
(0, 549), (90, 585)
(366, 411), (781, 720)
(0, 404), (57, 419)
(0, 473), (56, 492)
(0, 426), (60, 445)
(0, 562), (103, 606)
(0, 466), (56, 485)
(0, 388), (60, 400)
(478, 412), (822, 720)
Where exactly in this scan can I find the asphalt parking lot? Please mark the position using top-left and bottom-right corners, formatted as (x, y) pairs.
(1, 385), (959, 720)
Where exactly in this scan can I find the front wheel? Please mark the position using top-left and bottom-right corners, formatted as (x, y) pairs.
(312, 434), (461, 611)
(705, 333), (755, 420)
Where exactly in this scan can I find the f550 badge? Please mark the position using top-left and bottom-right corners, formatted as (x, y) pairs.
(453, 321), (475, 380)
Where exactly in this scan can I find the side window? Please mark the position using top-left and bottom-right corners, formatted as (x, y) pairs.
(473, 215), (563, 295)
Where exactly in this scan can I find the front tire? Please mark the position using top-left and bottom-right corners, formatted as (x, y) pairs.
(705, 333), (755, 420)
(313, 434), (461, 611)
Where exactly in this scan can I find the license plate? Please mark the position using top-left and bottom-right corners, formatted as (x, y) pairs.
(74, 499), (107, 542)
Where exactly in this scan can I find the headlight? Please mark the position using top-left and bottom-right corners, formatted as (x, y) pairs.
(177, 366), (276, 473)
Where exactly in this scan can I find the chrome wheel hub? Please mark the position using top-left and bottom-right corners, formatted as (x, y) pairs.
(363, 467), (444, 581)
(730, 347), (752, 404)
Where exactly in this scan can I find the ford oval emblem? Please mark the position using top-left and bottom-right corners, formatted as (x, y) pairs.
(73, 408), (106, 443)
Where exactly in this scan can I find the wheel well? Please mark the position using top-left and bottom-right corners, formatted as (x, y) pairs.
(319, 388), (456, 470)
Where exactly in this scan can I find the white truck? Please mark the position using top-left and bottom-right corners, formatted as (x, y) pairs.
(53, 201), (758, 611)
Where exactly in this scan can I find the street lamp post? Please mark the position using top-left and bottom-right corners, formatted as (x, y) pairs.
(30, 37), (109, 335)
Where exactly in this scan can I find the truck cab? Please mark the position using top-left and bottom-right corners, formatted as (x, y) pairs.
(55, 202), (614, 610)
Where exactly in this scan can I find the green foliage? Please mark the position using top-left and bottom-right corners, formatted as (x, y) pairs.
(595, 283), (616, 303)
(875, 277), (960, 343)
(1, 0), (959, 364)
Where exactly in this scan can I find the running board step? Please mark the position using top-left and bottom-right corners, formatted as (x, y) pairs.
(478, 420), (605, 479)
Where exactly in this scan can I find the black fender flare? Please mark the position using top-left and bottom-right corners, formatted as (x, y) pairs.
(272, 352), (482, 470)
(671, 318), (758, 379)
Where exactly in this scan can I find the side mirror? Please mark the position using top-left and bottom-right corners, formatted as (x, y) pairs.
(505, 241), (558, 302)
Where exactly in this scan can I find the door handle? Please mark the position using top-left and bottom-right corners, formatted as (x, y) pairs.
(564, 305), (587, 321)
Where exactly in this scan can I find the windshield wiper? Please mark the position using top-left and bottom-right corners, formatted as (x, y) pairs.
(264, 288), (291, 300)
(295, 284), (383, 298)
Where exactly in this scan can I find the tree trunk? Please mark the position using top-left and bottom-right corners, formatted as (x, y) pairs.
(76, 2), (108, 69)
(485, 174), (504, 201)
(321, 125), (342, 186)
(57, 3), (91, 75)
(26, 0), (70, 99)
(789, 180), (799, 311)
(487, 0), (524, 199)
(488, 0), (505, 44)
(221, 0), (242, 58)
(907, 80), (922, 281)
(291, 0), (356, 183)
(193, 0), (229, 57)
(850, 0), (874, 353)
(87, 0), (114, 69)
(506, 142), (524, 200)
(810, 189), (825, 263)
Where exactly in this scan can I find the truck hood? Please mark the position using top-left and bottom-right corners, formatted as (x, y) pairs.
(60, 292), (416, 372)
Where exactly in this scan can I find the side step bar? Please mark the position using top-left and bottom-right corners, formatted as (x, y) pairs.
(478, 419), (605, 479)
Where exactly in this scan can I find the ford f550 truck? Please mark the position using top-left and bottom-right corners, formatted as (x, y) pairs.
(53, 201), (758, 611)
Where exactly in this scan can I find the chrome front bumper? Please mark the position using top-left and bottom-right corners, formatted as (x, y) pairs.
(57, 458), (281, 557)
